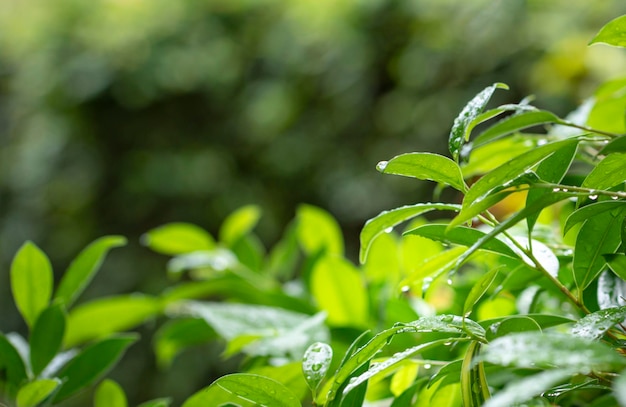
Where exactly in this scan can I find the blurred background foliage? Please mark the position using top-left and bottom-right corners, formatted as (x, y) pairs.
(1, 0), (626, 405)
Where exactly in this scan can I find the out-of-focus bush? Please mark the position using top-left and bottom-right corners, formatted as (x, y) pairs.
(1, 1), (626, 404)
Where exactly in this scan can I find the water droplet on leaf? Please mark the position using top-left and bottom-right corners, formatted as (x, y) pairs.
(376, 161), (388, 171)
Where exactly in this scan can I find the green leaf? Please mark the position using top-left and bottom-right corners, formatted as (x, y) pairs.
(219, 204), (262, 246)
(449, 82), (509, 161)
(64, 295), (161, 347)
(297, 204), (344, 256)
(582, 153), (626, 191)
(55, 235), (127, 308)
(153, 318), (215, 369)
(141, 222), (215, 255)
(428, 360), (463, 389)
(94, 379), (127, 407)
(478, 314), (573, 331)
(590, 15), (626, 47)
(54, 334), (138, 402)
(343, 339), (451, 396)
(573, 207), (626, 290)
(599, 135), (626, 155)
(571, 306), (626, 340)
(11, 241), (53, 327)
(405, 224), (518, 258)
(464, 267), (501, 316)
(564, 201), (626, 235)
(605, 253), (626, 280)
(172, 301), (329, 359)
(302, 342), (333, 393)
(377, 152), (467, 192)
(483, 369), (573, 407)
(0, 333), (28, 396)
(484, 316), (542, 341)
(181, 373), (300, 407)
(137, 398), (172, 407)
(450, 189), (516, 229)
(248, 362), (309, 401)
(326, 361), (370, 407)
(462, 136), (534, 179)
(16, 378), (61, 407)
(360, 203), (460, 263)
(30, 303), (66, 376)
(478, 332), (626, 371)
(399, 246), (467, 293)
(311, 256), (368, 327)
(473, 110), (562, 148)
(462, 139), (579, 211)
(461, 342), (490, 407)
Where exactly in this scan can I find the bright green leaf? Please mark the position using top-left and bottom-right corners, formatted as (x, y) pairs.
(11, 241), (53, 328)
(450, 189), (516, 229)
(311, 256), (368, 327)
(55, 235), (127, 308)
(599, 135), (626, 155)
(30, 303), (66, 376)
(564, 201), (626, 235)
(473, 110), (562, 148)
(483, 369), (573, 407)
(449, 82), (509, 161)
(484, 316), (542, 341)
(360, 203), (460, 263)
(219, 204), (262, 246)
(64, 295), (161, 347)
(571, 306), (626, 340)
(181, 373), (300, 407)
(463, 267), (501, 316)
(141, 223), (214, 255)
(461, 342), (490, 407)
(605, 253), (626, 280)
(137, 398), (172, 407)
(573, 207), (626, 290)
(54, 334), (138, 402)
(248, 362), (309, 401)
(590, 15), (626, 47)
(297, 204), (344, 256)
(302, 342), (333, 393)
(16, 378), (61, 407)
(582, 153), (626, 191)
(94, 379), (127, 407)
(462, 136), (534, 179)
(377, 152), (467, 192)
(399, 247), (467, 293)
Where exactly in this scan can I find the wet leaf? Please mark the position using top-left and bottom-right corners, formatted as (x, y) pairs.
(461, 342), (490, 407)
(30, 303), (66, 376)
(399, 247), (467, 293)
(64, 295), (161, 347)
(94, 379), (127, 407)
(360, 203), (460, 264)
(483, 369), (573, 407)
(605, 253), (626, 280)
(484, 315), (542, 341)
(473, 110), (562, 148)
(564, 201), (626, 235)
(219, 204), (262, 246)
(573, 207), (626, 290)
(377, 152), (467, 192)
(582, 153), (626, 192)
(54, 334), (138, 402)
(141, 223), (214, 255)
(464, 267), (501, 316)
(599, 135), (626, 155)
(181, 373), (300, 407)
(302, 342), (333, 393)
(11, 241), (53, 328)
(16, 379), (61, 407)
(590, 15), (626, 47)
(478, 332), (626, 372)
(55, 236), (127, 308)
(449, 83), (509, 161)
(571, 306), (626, 340)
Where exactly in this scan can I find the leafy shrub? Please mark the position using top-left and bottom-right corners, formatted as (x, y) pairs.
(3, 13), (626, 407)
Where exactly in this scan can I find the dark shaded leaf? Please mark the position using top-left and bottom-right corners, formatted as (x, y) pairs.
(30, 303), (66, 376)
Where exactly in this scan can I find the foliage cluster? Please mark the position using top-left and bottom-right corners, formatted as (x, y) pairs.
(3, 12), (626, 407)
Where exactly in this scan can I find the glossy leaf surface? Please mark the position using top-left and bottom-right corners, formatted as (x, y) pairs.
(590, 14), (626, 47)
(483, 369), (573, 407)
(377, 152), (466, 192)
(571, 306), (626, 340)
(302, 342), (333, 392)
(473, 110), (561, 147)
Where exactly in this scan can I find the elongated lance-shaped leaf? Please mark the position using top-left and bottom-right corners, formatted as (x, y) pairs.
(590, 15), (626, 48)
(574, 207), (626, 290)
(376, 153), (467, 192)
(55, 236), (127, 308)
(582, 152), (626, 191)
(404, 224), (518, 259)
(449, 190), (516, 229)
(302, 342), (333, 394)
(461, 342), (490, 407)
(571, 306), (626, 340)
(449, 83), (509, 162)
(399, 246), (467, 293)
(477, 332), (626, 371)
(16, 378), (62, 407)
(565, 201), (626, 235)
(141, 222), (215, 255)
(219, 204), (262, 246)
(30, 303), (66, 376)
(54, 334), (138, 402)
(464, 103), (538, 144)
(464, 267), (501, 316)
(478, 314), (574, 330)
(11, 241), (53, 328)
(342, 339), (452, 396)
(360, 203), (460, 264)
(527, 141), (578, 232)
(599, 135), (626, 155)
(483, 369), (574, 407)
(182, 373), (300, 407)
(0, 333), (28, 397)
(462, 138), (579, 211)
(453, 192), (574, 272)
(473, 110), (562, 148)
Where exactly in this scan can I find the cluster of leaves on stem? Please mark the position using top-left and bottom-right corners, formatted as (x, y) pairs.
(3, 13), (626, 407)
